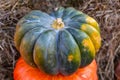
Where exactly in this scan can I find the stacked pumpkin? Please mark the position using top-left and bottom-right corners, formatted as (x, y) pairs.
(14, 7), (101, 80)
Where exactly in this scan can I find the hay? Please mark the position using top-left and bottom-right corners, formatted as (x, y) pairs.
(0, 0), (120, 80)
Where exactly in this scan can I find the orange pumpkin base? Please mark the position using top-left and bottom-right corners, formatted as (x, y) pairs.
(14, 57), (98, 80)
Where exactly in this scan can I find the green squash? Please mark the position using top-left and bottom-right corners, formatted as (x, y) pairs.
(14, 7), (101, 75)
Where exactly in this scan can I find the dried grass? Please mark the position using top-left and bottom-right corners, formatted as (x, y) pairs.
(0, 0), (120, 80)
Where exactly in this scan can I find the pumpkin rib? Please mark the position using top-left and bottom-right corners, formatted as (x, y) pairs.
(14, 22), (50, 50)
(79, 29), (97, 53)
(70, 16), (86, 24)
(24, 10), (55, 22)
(33, 30), (59, 75)
(70, 11), (84, 19)
(16, 19), (46, 30)
(18, 10), (55, 29)
(18, 18), (53, 29)
(58, 29), (81, 75)
(62, 7), (85, 20)
(62, 7), (78, 20)
(66, 27), (95, 67)
(62, 7), (99, 32)
(67, 11), (99, 33)
(64, 18), (98, 34)
(70, 13), (99, 32)
(47, 31), (60, 75)
(80, 24), (101, 52)
(62, 29), (80, 52)
(70, 12), (85, 21)
(17, 24), (49, 48)
(55, 31), (61, 74)
(14, 23), (42, 50)
(15, 17), (53, 50)
(67, 19), (98, 33)
(19, 26), (50, 67)
(83, 22), (99, 33)
(64, 21), (84, 29)
(85, 16), (100, 32)
(44, 30), (59, 75)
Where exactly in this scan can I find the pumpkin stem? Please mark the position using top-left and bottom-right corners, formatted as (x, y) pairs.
(52, 18), (64, 30)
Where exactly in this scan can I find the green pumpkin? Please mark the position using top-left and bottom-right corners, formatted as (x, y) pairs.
(14, 7), (101, 75)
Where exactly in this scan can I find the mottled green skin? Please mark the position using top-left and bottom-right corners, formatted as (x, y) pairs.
(67, 28), (95, 67)
(14, 7), (100, 75)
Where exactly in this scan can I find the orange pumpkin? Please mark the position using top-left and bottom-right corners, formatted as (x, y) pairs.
(14, 57), (98, 80)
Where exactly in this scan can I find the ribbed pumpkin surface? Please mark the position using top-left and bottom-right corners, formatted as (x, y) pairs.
(14, 7), (101, 75)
